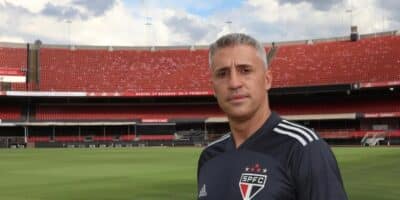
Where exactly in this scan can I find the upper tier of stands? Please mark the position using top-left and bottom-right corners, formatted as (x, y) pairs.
(0, 46), (27, 91)
(39, 48), (212, 93)
(270, 35), (400, 87)
(0, 47), (26, 69)
(2, 34), (400, 93)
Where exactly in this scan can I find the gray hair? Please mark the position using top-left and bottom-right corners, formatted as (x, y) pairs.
(209, 33), (268, 68)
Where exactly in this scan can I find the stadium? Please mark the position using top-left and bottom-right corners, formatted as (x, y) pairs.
(1, 28), (399, 148)
(1, 0), (400, 197)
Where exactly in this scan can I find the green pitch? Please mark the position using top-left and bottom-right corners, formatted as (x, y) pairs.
(0, 147), (399, 200)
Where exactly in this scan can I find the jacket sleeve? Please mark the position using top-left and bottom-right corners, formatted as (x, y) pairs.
(197, 150), (206, 182)
(291, 140), (348, 200)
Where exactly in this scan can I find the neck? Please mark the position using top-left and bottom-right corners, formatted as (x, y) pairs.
(229, 103), (271, 148)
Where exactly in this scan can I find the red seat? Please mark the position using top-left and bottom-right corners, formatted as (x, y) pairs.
(0, 105), (22, 120)
(272, 97), (400, 115)
(4, 36), (400, 92)
(0, 46), (27, 91)
(38, 47), (272, 93)
(35, 104), (224, 120)
(270, 35), (400, 87)
(39, 48), (212, 93)
(139, 135), (175, 141)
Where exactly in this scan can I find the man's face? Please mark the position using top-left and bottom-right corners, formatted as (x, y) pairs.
(210, 44), (272, 121)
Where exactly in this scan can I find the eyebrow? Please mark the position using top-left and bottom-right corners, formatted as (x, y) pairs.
(214, 63), (252, 70)
(213, 66), (230, 73)
(236, 64), (252, 68)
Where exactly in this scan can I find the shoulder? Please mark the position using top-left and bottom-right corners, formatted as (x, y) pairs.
(272, 119), (337, 171)
(198, 133), (231, 170)
(207, 133), (231, 148)
(200, 133), (231, 159)
(272, 119), (320, 147)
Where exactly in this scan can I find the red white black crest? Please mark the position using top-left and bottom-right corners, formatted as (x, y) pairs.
(239, 163), (267, 200)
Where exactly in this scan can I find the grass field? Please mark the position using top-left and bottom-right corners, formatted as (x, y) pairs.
(0, 147), (399, 200)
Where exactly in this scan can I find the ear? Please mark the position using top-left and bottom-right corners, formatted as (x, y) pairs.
(264, 69), (272, 91)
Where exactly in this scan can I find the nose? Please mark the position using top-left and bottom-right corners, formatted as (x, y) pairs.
(228, 70), (242, 90)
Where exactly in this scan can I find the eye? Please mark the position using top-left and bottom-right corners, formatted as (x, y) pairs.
(239, 66), (252, 74)
(215, 69), (227, 78)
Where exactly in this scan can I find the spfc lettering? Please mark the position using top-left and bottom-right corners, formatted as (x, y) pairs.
(241, 174), (266, 184)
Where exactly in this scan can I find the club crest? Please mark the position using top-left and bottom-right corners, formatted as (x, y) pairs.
(239, 163), (267, 200)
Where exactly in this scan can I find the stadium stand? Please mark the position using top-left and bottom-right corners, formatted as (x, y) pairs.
(35, 104), (224, 121)
(27, 133), (138, 143)
(138, 135), (175, 141)
(0, 105), (22, 120)
(6, 36), (400, 93)
(27, 134), (175, 143)
(27, 136), (53, 143)
(1, 33), (399, 147)
(10, 46), (271, 93)
(34, 97), (399, 122)
(0, 46), (26, 68)
(270, 35), (400, 87)
(272, 97), (400, 115)
(11, 82), (35, 91)
(320, 130), (400, 139)
(0, 46), (27, 89)
(38, 48), (212, 93)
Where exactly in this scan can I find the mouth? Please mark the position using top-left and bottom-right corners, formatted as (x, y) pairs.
(227, 94), (249, 103)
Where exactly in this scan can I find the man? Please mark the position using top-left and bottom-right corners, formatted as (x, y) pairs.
(197, 33), (348, 200)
